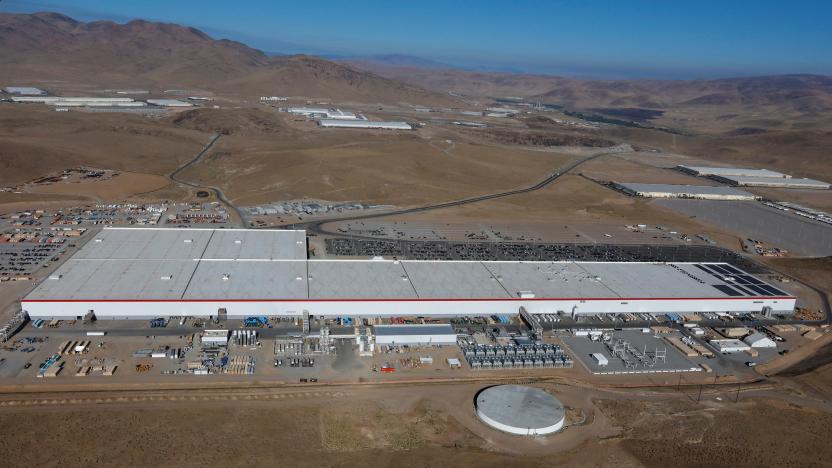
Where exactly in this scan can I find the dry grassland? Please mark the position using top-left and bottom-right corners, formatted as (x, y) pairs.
(594, 397), (832, 468)
(180, 131), (573, 207)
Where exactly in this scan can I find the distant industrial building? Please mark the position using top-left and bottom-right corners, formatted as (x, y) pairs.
(676, 165), (829, 190)
(712, 175), (830, 190)
(11, 96), (145, 107)
(201, 330), (229, 347)
(743, 333), (777, 348)
(709, 339), (751, 353)
(373, 324), (457, 345)
(318, 119), (412, 130)
(486, 107), (520, 115)
(676, 165), (789, 178)
(85, 107), (168, 115)
(21, 227), (795, 320)
(3, 86), (46, 95)
(147, 99), (193, 107)
(613, 182), (758, 201)
(591, 353), (609, 366)
(285, 107), (361, 120)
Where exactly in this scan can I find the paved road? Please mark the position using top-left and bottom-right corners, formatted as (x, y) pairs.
(169, 134), (247, 228)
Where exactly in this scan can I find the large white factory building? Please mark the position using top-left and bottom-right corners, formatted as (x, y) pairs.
(21, 228), (795, 320)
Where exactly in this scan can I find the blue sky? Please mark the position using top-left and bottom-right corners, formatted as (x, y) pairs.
(2, 0), (831, 78)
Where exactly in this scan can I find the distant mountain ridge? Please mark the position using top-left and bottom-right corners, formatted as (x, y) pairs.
(0, 12), (456, 105)
(337, 54), (458, 70)
(345, 59), (832, 114)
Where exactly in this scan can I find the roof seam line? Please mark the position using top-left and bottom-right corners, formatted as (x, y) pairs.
(399, 262), (420, 299)
(482, 261), (512, 298)
(181, 229), (215, 299)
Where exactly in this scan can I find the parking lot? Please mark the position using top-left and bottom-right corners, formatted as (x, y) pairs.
(325, 238), (766, 272)
(657, 200), (832, 257)
(0, 243), (64, 280)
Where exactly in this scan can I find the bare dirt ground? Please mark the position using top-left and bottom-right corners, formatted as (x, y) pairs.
(178, 122), (575, 207)
(332, 173), (747, 250)
(765, 257), (832, 295)
(24, 171), (171, 201)
(0, 375), (830, 467)
(594, 396), (831, 468)
(0, 106), (207, 187)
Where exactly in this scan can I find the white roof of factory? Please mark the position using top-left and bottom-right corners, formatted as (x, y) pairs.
(184, 261), (308, 300)
(318, 119), (412, 130)
(717, 175), (830, 188)
(74, 228), (306, 261)
(147, 99), (193, 107)
(3, 86), (45, 95)
(12, 96), (134, 102)
(30, 259), (198, 300)
(287, 107), (330, 114)
(678, 166), (788, 178)
(615, 183), (756, 198)
(24, 228), (792, 302)
(201, 229), (307, 260)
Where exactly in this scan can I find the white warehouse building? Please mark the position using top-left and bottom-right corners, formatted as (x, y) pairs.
(21, 228), (795, 320)
(676, 165), (790, 178)
(318, 119), (412, 130)
(711, 175), (830, 190)
(285, 107), (361, 120)
(373, 324), (457, 345)
(613, 182), (758, 201)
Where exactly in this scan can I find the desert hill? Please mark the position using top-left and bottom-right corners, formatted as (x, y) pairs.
(346, 61), (832, 116)
(0, 12), (456, 105)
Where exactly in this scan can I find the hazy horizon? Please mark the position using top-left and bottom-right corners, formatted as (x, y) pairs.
(1, 0), (831, 79)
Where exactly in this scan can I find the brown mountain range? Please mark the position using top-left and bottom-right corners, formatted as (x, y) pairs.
(0, 12), (455, 105)
(346, 62), (832, 115)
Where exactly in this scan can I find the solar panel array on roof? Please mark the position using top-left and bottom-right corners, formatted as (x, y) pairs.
(695, 263), (787, 297)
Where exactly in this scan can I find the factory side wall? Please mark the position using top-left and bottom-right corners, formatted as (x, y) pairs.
(375, 334), (458, 345)
(21, 297), (795, 320)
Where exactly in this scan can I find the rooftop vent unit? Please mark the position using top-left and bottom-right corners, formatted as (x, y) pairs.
(160, 275), (173, 281)
(295, 276), (303, 281)
(222, 274), (230, 281)
(184, 239), (193, 243)
(518, 291), (536, 299)
(94, 238), (103, 243)
(48, 274), (62, 280)
(234, 239), (242, 244)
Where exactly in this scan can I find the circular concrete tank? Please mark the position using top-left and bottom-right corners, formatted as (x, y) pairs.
(475, 385), (565, 436)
